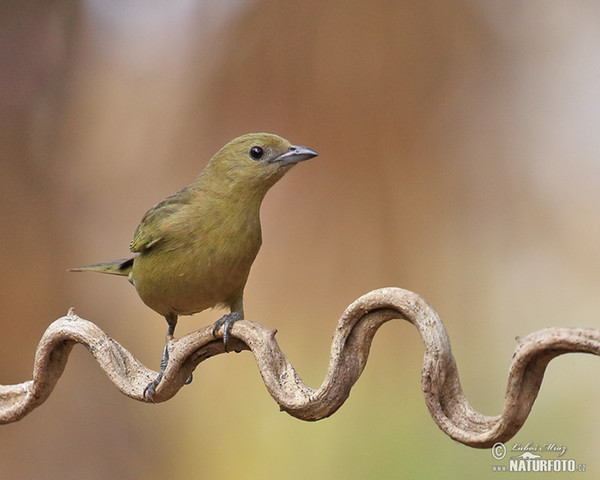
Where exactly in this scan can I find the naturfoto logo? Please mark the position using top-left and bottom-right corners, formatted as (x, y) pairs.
(491, 442), (586, 473)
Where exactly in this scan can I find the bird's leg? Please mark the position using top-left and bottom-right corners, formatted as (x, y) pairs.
(212, 311), (243, 351)
(144, 314), (177, 402)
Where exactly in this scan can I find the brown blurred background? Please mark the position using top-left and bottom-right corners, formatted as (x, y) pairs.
(1, 1), (599, 478)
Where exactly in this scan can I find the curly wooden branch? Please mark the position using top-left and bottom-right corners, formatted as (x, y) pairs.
(1, 288), (598, 447)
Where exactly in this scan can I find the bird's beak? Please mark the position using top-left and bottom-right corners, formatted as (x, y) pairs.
(269, 145), (319, 166)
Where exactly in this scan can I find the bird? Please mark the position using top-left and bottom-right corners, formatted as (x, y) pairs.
(70, 133), (318, 401)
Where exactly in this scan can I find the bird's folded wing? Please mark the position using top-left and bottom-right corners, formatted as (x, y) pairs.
(129, 188), (193, 253)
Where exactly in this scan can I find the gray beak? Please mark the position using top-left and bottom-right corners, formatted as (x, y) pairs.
(270, 145), (319, 166)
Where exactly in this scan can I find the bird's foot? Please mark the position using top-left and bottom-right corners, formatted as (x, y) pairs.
(143, 340), (170, 402)
(143, 372), (192, 402)
(143, 376), (162, 403)
(212, 311), (243, 351)
(142, 331), (192, 402)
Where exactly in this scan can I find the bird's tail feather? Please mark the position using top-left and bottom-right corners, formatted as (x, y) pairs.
(68, 257), (134, 277)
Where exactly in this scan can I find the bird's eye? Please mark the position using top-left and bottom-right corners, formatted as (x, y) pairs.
(249, 146), (264, 160)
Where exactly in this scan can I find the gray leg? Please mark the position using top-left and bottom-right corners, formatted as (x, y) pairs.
(144, 314), (177, 402)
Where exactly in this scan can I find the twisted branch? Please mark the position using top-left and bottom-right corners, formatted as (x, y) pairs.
(1, 288), (598, 447)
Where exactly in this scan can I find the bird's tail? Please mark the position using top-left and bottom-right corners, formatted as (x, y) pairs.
(68, 257), (134, 277)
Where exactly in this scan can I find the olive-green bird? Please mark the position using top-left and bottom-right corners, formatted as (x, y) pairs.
(70, 133), (318, 400)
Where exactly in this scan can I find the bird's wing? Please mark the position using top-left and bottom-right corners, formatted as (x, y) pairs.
(129, 188), (193, 253)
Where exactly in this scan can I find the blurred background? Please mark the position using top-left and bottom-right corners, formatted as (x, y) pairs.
(1, 0), (599, 478)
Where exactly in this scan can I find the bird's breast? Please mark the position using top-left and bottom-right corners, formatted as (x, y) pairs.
(131, 210), (262, 317)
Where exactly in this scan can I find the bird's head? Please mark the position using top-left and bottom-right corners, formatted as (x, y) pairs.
(200, 133), (318, 198)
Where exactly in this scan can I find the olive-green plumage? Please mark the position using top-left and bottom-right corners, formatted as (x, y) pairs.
(71, 133), (318, 399)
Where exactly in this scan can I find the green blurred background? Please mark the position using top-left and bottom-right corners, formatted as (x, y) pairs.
(1, 1), (599, 478)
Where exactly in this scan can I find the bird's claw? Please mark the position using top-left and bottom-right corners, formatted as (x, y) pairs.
(212, 312), (243, 351)
(144, 372), (192, 402)
(143, 378), (160, 403)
